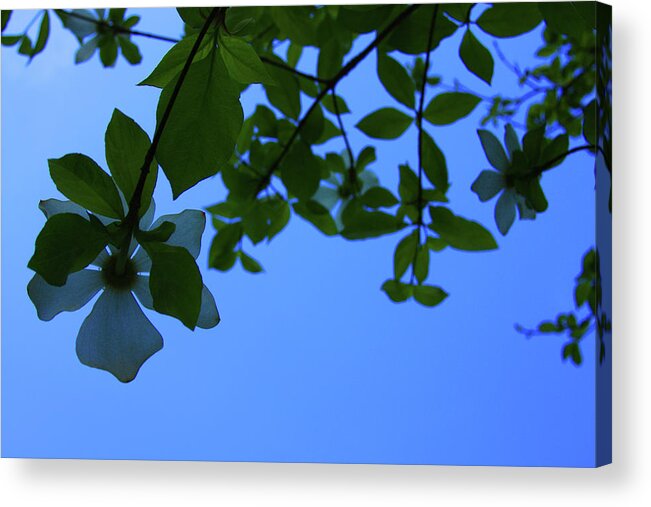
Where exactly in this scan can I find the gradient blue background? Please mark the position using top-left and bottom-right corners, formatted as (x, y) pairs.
(2, 6), (603, 466)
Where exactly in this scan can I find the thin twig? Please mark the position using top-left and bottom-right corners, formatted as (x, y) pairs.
(331, 86), (356, 187)
(260, 56), (327, 83)
(56, 9), (180, 43)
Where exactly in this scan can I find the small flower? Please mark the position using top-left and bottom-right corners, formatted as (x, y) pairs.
(27, 198), (219, 383)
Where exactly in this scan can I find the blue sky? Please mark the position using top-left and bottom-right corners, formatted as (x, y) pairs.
(2, 6), (603, 466)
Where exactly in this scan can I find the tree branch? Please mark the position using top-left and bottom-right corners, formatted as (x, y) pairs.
(114, 7), (220, 273)
(330, 86), (356, 189)
(256, 4), (421, 194)
(55, 9), (180, 44)
(260, 56), (327, 83)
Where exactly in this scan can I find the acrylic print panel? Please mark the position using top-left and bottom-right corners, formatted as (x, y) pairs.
(1, 3), (611, 467)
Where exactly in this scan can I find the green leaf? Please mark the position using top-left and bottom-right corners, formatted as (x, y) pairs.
(540, 134), (570, 169)
(522, 127), (545, 164)
(413, 285), (448, 307)
(156, 50), (244, 199)
(394, 230), (418, 279)
(398, 164), (419, 204)
(386, 5), (457, 55)
(522, 178), (548, 213)
(300, 103), (325, 144)
(377, 52), (415, 109)
(293, 200), (338, 236)
(30, 10), (49, 60)
(317, 38), (344, 81)
(539, 2), (594, 40)
(269, 6), (316, 46)
(428, 206), (497, 251)
(476, 3), (542, 38)
(280, 142), (320, 200)
(209, 222), (242, 271)
(49, 154), (124, 219)
(471, 170), (504, 202)
(135, 221), (175, 243)
(381, 279), (413, 303)
(105, 109), (157, 217)
(477, 129), (509, 171)
(414, 245), (429, 284)
(219, 34), (275, 85)
(263, 54), (301, 120)
(422, 132), (449, 192)
(139, 34), (212, 88)
(583, 99), (597, 146)
(118, 36), (142, 64)
(361, 187), (399, 209)
(99, 36), (118, 67)
(143, 242), (203, 329)
(423, 93), (481, 126)
(562, 342), (582, 365)
(176, 7), (210, 28)
(356, 108), (413, 139)
(1, 35), (21, 47)
(2, 10), (12, 32)
(459, 28), (494, 85)
(341, 205), (405, 240)
(322, 94), (350, 115)
(239, 251), (264, 273)
(28, 214), (108, 286)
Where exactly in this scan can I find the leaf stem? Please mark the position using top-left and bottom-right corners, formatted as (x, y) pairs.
(532, 144), (599, 176)
(260, 56), (327, 83)
(331, 86), (356, 190)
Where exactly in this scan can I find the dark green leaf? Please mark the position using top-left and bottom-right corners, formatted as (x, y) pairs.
(459, 28), (494, 85)
(28, 214), (108, 286)
(504, 124), (521, 156)
(49, 154), (124, 219)
(387, 5), (457, 54)
(209, 222), (242, 271)
(2, 10), (12, 32)
(428, 206), (497, 251)
(219, 34), (275, 85)
(318, 38), (344, 80)
(280, 142), (320, 200)
(422, 132), (449, 191)
(413, 285), (448, 307)
(321, 94), (349, 115)
(540, 134), (570, 169)
(341, 205), (405, 240)
(140, 34), (212, 88)
(239, 251), (264, 273)
(377, 52), (415, 109)
(394, 230), (418, 279)
(301, 103), (325, 144)
(30, 10), (49, 60)
(361, 187), (399, 209)
(99, 36), (118, 67)
(293, 201), (338, 236)
(414, 245), (429, 284)
(398, 164), (419, 204)
(356, 108), (413, 139)
(105, 109), (157, 217)
(539, 2), (594, 40)
(477, 3), (542, 38)
(263, 54), (301, 119)
(157, 50), (244, 199)
(143, 242), (203, 329)
(135, 221), (175, 243)
(381, 279), (413, 303)
(423, 92), (481, 125)
(583, 99), (597, 146)
(118, 36), (142, 64)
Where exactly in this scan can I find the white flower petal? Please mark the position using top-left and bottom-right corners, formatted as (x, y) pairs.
(132, 275), (153, 310)
(133, 276), (220, 329)
(131, 247), (151, 273)
(38, 199), (88, 219)
(27, 270), (104, 321)
(197, 285), (220, 329)
(149, 209), (205, 258)
(76, 288), (163, 383)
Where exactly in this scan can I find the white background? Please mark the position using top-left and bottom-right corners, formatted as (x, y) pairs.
(0, 0), (648, 505)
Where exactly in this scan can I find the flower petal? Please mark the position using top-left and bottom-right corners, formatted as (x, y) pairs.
(495, 189), (517, 236)
(27, 270), (104, 321)
(197, 284), (220, 329)
(133, 275), (219, 329)
(132, 210), (206, 272)
(471, 170), (505, 202)
(39, 199), (88, 219)
(76, 288), (163, 383)
(92, 248), (111, 268)
(150, 209), (205, 258)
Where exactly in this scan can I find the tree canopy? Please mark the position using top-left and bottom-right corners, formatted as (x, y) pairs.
(1, 3), (611, 381)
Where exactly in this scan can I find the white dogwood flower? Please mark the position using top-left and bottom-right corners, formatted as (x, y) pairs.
(27, 198), (219, 382)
